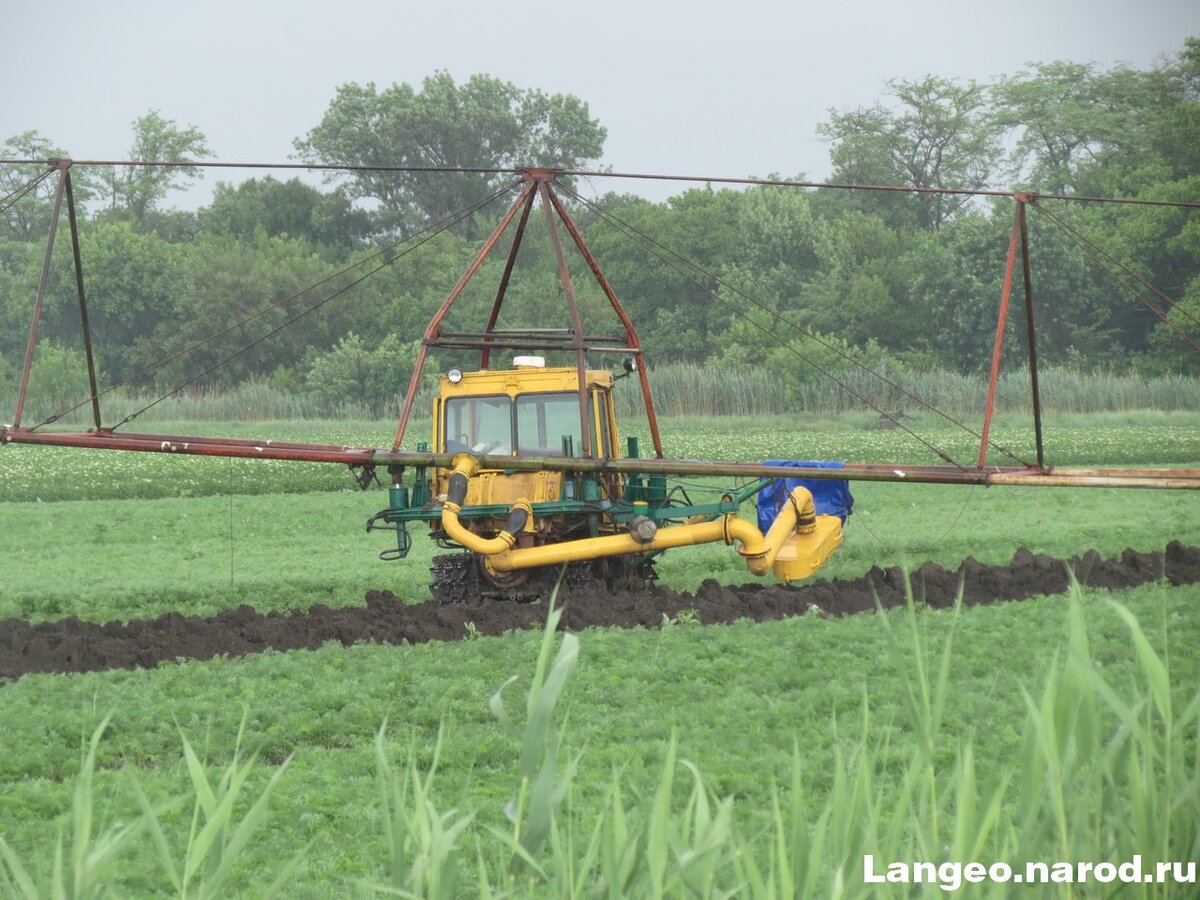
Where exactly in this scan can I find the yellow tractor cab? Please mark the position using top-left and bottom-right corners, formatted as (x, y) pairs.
(433, 356), (621, 509)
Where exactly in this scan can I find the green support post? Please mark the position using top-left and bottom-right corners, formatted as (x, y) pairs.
(625, 436), (645, 502)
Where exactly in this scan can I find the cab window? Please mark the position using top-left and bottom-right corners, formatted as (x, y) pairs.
(515, 393), (587, 455)
(444, 395), (512, 454)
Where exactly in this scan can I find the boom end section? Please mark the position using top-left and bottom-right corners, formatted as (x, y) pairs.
(771, 515), (843, 583)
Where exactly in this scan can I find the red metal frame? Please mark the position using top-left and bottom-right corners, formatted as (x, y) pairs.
(3, 425), (1198, 490)
(979, 195), (1043, 469)
(390, 168), (665, 458)
(13, 163), (67, 427)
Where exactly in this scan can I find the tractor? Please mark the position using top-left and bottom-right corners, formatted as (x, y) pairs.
(369, 355), (845, 602)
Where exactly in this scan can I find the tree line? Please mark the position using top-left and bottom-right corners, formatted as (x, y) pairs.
(2, 46), (1197, 418)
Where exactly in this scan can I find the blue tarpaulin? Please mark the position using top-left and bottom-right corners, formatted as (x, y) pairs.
(756, 460), (854, 532)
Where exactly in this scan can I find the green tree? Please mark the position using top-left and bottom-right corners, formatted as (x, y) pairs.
(153, 232), (343, 388)
(199, 176), (372, 252)
(991, 61), (1161, 194)
(797, 209), (923, 352)
(1153, 38), (1200, 179)
(819, 76), (1003, 230)
(73, 220), (194, 384)
(0, 240), (51, 359)
(305, 332), (421, 414)
(0, 131), (99, 241)
(294, 72), (606, 236)
(0, 339), (100, 423)
(1093, 173), (1200, 369)
(582, 188), (744, 362)
(100, 110), (213, 223)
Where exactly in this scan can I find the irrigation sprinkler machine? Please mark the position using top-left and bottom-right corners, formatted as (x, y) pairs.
(3, 165), (1198, 604)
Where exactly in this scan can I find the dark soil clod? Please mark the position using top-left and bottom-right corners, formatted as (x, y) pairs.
(2, 543), (1197, 682)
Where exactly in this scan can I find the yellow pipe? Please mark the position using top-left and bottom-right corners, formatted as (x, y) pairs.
(487, 518), (727, 573)
(448, 451), (482, 478)
(439, 453), (533, 555)
(441, 497), (532, 555)
(745, 487), (816, 576)
(440, 453), (830, 581)
(486, 487), (818, 578)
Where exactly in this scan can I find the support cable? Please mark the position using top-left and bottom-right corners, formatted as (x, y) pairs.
(0, 167), (55, 215)
(1031, 203), (1200, 348)
(5, 158), (1200, 209)
(34, 180), (523, 430)
(557, 169), (1200, 210)
(0, 157), (517, 176)
(564, 185), (1033, 468)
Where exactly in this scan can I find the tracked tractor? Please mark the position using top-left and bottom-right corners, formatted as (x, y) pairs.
(369, 354), (846, 602)
(356, 170), (848, 600)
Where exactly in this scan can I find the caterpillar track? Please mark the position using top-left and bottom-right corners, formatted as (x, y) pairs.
(430, 552), (655, 603)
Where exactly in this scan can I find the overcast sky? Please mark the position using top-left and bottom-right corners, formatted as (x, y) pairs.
(3, 0), (1198, 206)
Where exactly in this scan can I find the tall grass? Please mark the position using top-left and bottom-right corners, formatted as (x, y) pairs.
(0, 717), (297, 900)
(10, 364), (1198, 427)
(615, 364), (1200, 419)
(0, 714), (143, 900)
(366, 582), (1198, 898)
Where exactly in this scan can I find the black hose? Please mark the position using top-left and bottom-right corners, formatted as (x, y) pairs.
(447, 472), (468, 506)
(504, 506), (529, 535)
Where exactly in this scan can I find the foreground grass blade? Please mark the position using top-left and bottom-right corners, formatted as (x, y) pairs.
(0, 714), (145, 900)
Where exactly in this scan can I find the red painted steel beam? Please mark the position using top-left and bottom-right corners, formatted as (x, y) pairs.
(63, 168), (102, 431)
(545, 186), (666, 458)
(538, 180), (592, 457)
(1016, 199), (1045, 467)
(978, 206), (1022, 467)
(13, 164), (67, 427)
(5, 427), (1198, 489)
(1, 427), (376, 465)
(480, 189), (536, 368)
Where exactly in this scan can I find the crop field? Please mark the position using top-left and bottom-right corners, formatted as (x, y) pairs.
(1, 413), (1198, 897)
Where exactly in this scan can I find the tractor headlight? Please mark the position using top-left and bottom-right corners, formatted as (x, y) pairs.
(447, 367), (463, 384)
(622, 356), (638, 374)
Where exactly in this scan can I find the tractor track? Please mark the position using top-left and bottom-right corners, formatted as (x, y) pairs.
(2, 542), (1198, 683)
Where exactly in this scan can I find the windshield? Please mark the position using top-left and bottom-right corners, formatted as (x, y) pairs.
(443, 391), (599, 457)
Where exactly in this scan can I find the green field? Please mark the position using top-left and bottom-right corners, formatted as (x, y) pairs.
(1, 414), (1198, 897)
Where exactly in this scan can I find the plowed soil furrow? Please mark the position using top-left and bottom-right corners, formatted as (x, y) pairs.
(2, 542), (1198, 682)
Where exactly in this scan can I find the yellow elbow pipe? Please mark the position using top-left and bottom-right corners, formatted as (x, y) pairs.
(740, 487), (817, 576)
(441, 497), (532, 555)
(439, 452), (532, 555)
(448, 452), (481, 479)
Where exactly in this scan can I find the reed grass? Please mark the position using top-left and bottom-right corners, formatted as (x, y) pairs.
(9, 364), (1198, 428)
(0, 714), (143, 900)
